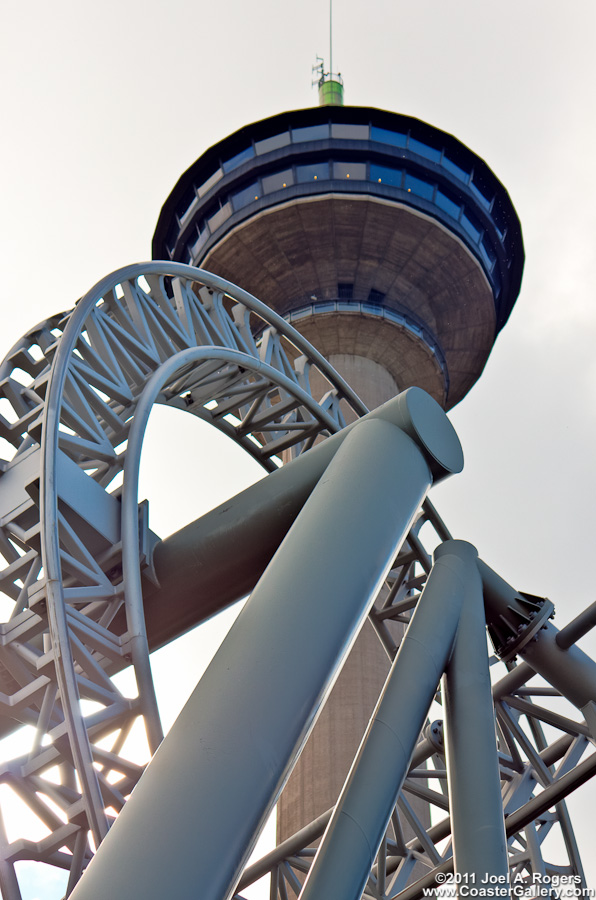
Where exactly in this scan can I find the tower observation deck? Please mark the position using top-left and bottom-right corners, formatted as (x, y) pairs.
(153, 104), (524, 412)
(153, 102), (525, 849)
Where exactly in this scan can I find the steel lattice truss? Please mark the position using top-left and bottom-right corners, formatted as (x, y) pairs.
(0, 262), (592, 899)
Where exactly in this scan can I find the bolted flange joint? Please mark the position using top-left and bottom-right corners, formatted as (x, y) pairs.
(478, 560), (554, 663)
(425, 719), (444, 754)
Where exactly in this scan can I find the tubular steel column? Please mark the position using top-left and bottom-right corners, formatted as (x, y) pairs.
(140, 389), (460, 649)
(443, 548), (510, 894)
(298, 541), (478, 900)
(69, 391), (462, 900)
(480, 561), (596, 713)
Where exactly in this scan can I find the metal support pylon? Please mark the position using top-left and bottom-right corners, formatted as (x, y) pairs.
(66, 397), (462, 900)
(0, 262), (592, 898)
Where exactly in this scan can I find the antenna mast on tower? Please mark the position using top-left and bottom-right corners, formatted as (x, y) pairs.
(312, 0), (344, 105)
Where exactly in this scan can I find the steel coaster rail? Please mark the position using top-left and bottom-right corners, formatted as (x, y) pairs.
(0, 262), (591, 897)
(68, 399), (462, 900)
(0, 262), (365, 898)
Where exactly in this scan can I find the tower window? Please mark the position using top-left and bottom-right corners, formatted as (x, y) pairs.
(262, 169), (294, 193)
(404, 173), (434, 201)
(296, 162), (329, 183)
(367, 289), (385, 305)
(370, 164), (402, 187)
(231, 182), (260, 211)
(409, 138), (442, 163)
(222, 145), (255, 174)
(442, 156), (470, 184)
(337, 283), (354, 300)
(292, 124), (330, 143)
(436, 190), (461, 220)
(331, 123), (369, 140)
(371, 126), (407, 148)
(332, 162), (366, 180)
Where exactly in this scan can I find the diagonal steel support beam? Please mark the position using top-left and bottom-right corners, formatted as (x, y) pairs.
(297, 540), (478, 900)
(237, 729), (441, 893)
(0, 390), (456, 745)
(480, 562), (596, 715)
(138, 389), (459, 650)
(443, 550), (510, 894)
(69, 389), (462, 900)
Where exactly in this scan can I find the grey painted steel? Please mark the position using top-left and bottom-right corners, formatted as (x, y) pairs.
(520, 622), (596, 711)
(443, 547), (509, 892)
(556, 600), (596, 649)
(69, 408), (457, 900)
(252, 726), (582, 900)
(139, 389), (463, 650)
(0, 260), (374, 893)
(121, 342), (364, 753)
(238, 730), (443, 894)
(480, 561), (596, 710)
(388, 749), (596, 900)
(298, 541), (475, 900)
(0, 259), (592, 894)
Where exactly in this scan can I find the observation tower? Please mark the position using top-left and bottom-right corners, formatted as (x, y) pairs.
(152, 80), (524, 842)
(5, 69), (596, 900)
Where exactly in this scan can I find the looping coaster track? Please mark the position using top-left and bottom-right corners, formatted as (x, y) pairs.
(0, 262), (593, 899)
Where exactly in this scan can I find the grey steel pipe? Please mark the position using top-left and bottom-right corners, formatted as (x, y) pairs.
(393, 748), (596, 900)
(443, 548), (509, 895)
(69, 390), (462, 900)
(556, 600), (596, 649)
(0, 393), (458, 749)
(0, 806), (21, 900)
(140, 387), (461, 650)
(238, 728), (444, 892)
(480, 561), (596, 711)
(298, 541), (475, 900)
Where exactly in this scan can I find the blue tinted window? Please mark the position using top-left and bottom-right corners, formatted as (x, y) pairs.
(292, 124), (330, 143)
(178, 188), (198, 225)
(255, 132), (291, 155)
(405, 173), (434, 201)
(262, 169), (294, 192)
(370, 164), (402, 187)
(442, 156), (469, 184)
(207, 203), (232, 232)
(332, 162), (366, 180)
(435, 190), (461, 220)
(409, 138), (442, 163)
(371, 126), (407, 148)
(470, 179), (492, 210)
(491, 203), (507, 239)
(223, 145), (255, 173)
(198, 167), (223, 199)
(331, 123), (369, 140)
(231, 182), (260, 211)
(165, 221), (180, 257)
(461, 211), (482, 243)
(191, 228), (209, 258)
(296, 162), (329, 183)
(481, 236), (497, 267)
(479, 243), (496, 272)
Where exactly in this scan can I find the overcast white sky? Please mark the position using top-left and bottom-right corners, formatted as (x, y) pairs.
(1, 1), (596, 897)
